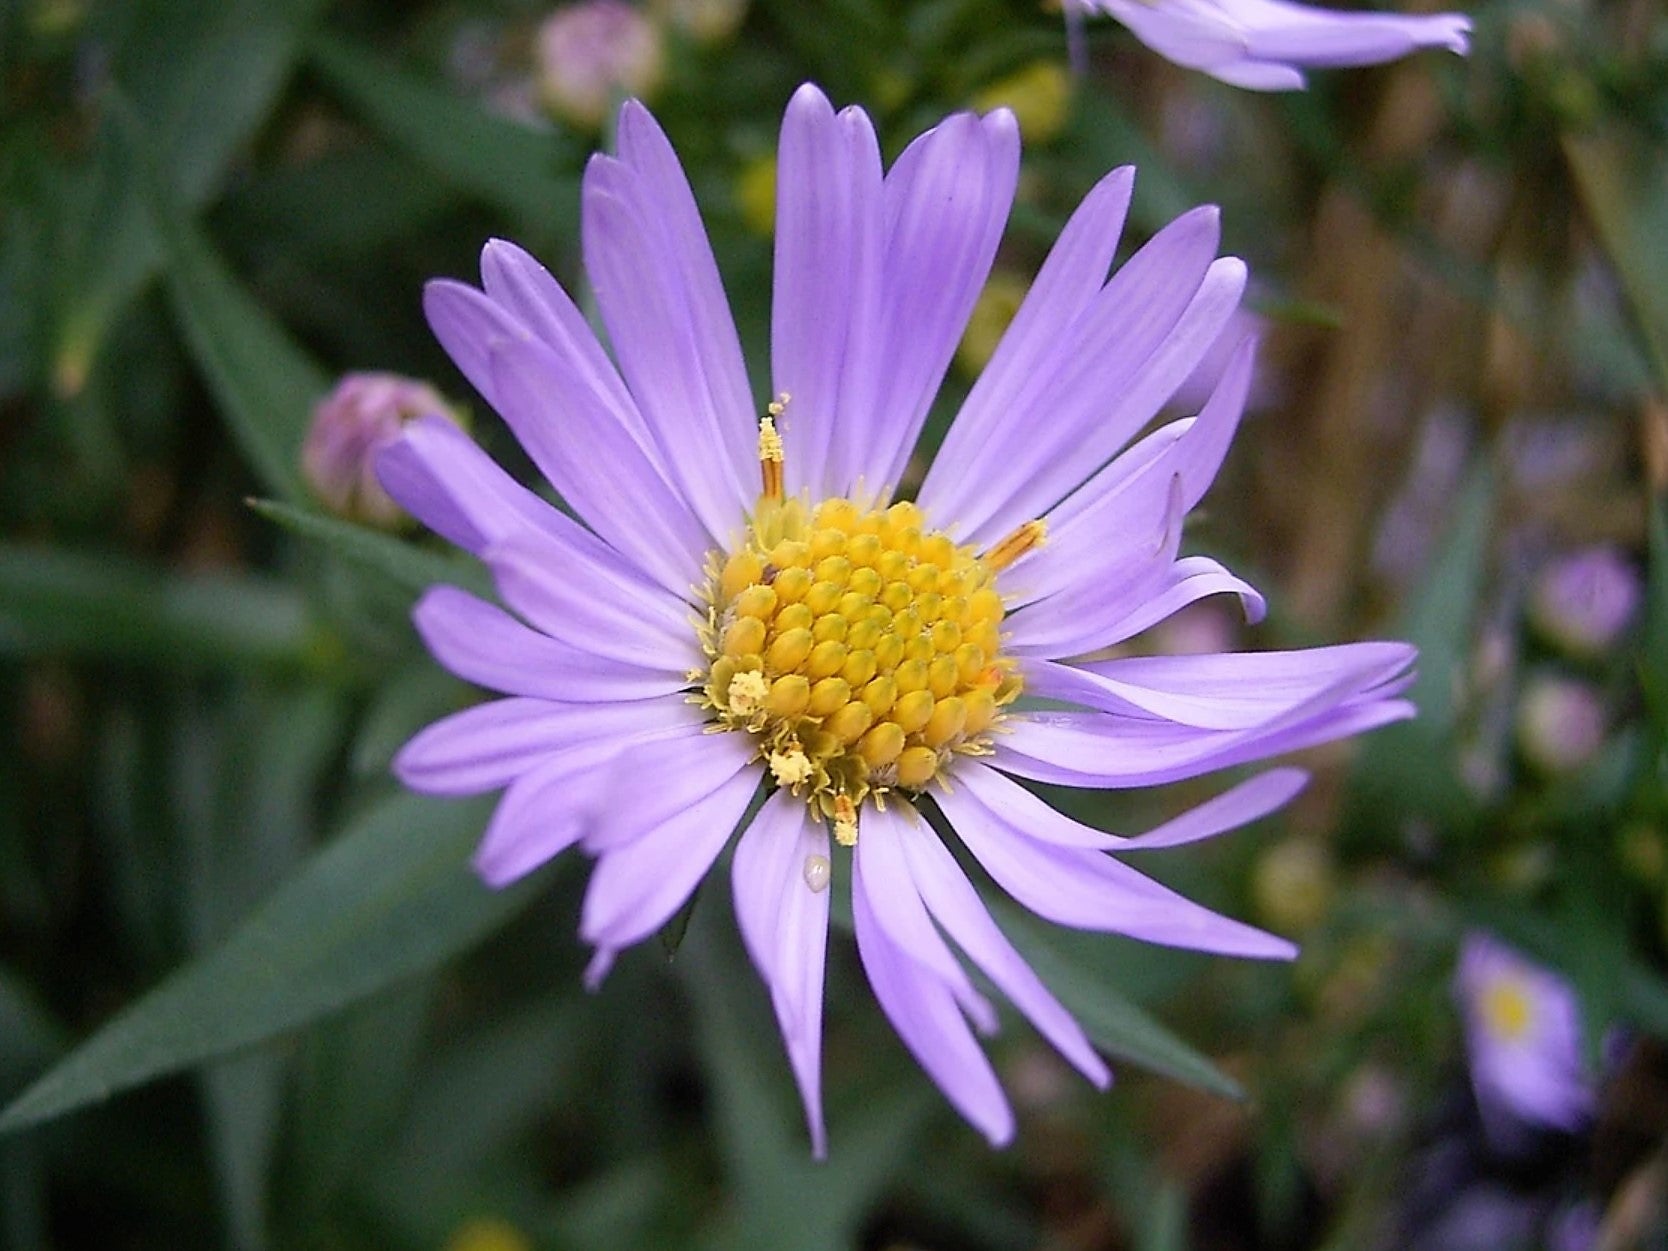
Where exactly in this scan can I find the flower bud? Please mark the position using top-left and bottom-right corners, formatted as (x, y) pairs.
(1529, 546), (1640, 658)
(535, 1), (665, 130)
(302, 373), (460, 529)
(1515, 673), (1606, 775)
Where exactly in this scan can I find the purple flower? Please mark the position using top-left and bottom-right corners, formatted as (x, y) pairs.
(1069, 0), (1471, 90)
(534, 0), (665, 130)
(379, 84), (1416, 1153)
(1455, 933), (1594, 1141)
(1530, 545), (1641, 658)
(302, 372), (458, 528)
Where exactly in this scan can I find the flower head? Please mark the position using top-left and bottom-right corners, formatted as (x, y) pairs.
(1530, 545), (1640, 658)
(534, 0), (665, 129)
(380, 84), (1415, 1153)
(1069, 0), (1471, 90)
(1455, 933), (1594, 1142)
(302, 372), (459, 528)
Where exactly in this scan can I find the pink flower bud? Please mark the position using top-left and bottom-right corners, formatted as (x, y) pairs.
(535, 2), (664, 130)
(302, 373), (459, 528)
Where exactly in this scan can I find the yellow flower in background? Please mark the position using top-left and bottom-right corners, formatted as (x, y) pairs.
(972, 60), (1072, 144)
(444, 1216), (534, 1251)
(956, 273), (1029, 376)
(735, 153), (777, 236)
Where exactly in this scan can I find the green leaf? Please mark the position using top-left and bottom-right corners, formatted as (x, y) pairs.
(1642, 490), (1668, 744)
(246, 499), (491, 601)
(1348, 459), (1494, 833)
(54, 0), (328, 395)
(0, 791), (531, 1137)
(997, 909), (1245, 1101)
(0, 544), (315, 670)
(307, 35), (583, 236)
(1564, 122), (1668, 394)
(104, 98), (330, 500)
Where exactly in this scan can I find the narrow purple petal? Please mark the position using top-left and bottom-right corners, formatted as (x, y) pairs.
(375, 416), (566, 557)
(918, 165), (1135, 526)
(412, 586), (690, 703)
(771, 84), (886, 501)
(481, 531), (700, 673)
(477, 239), (655, 449)
(732, 790), (831, 1157)
(900, 826), (1111, 1087)
(469, 703), (705, 887)
(852, 855), (1015, 1147)
(925, 208), (1226, 545)
(394, 694), (700, 797)
(579, 731), (759, 949)
(853, 805), (998, 1033)
(582, 149), (753, 542)
(995, 697), (1414, 789)
(939, 783), (1298, 959)
(486, 341), (712, 596)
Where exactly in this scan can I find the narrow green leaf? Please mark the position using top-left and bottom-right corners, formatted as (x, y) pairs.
(1564, 123), (1668, 393)
(107, 99), (330, 500)
(248, 498), (491, 600)
(307, 35), (582, 235)
(0, 791), (529, 1137)
(1348, 459), (1494, 832)
(1642, 491), (1668, 741)
(997, 909), (1245, 1101)
(0, 544), (314, 669)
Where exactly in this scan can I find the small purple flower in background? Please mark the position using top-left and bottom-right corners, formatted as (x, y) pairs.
(1068, 0), (1470, 91)
(302, 372), (459, 529)
(1530, 545), (1640, 659)
(379, 84), (1416, 1153)
(1456, 933), (1594, 1144)
(534, 0), (664, 129)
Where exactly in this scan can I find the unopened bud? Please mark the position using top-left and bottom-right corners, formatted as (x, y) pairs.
(302, 372), (460, 528)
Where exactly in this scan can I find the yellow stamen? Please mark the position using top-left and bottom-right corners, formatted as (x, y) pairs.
(1481, 979), (1535, 1042)
(832, 794), (858, 847)
(981, 518), (1047, 572)
(758, 394), (790, 501)
(697, 492), (1024, 838)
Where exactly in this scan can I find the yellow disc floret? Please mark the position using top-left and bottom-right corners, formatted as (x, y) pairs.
(698, 492), (1025, 840)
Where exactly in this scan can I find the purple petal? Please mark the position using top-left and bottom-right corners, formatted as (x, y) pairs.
(579, 729), (759, 950)
(770, 84), (886, 501)
(853, 804), (998, 1033)
(995, 696), (1414, 789)
(412, 586), (691, 702)
(924, 208), (1228, 546)
(731, 790), (831, 1156)
(852, 849), (1015, 1147)
(939, 782), (1297, 959)
(583, 115), (755, 541)
(480, 530), (700, 673)
(469, 701), (705, 887)
(375, 415), (567, 557)
(477, 239), (655, 449)
(394, 694), (698, 797)
(485, 340), (713, 596)
(918, 165), (1135, 526)
(900, 825), (1110, 1086)
(849, 109), (1020, 495)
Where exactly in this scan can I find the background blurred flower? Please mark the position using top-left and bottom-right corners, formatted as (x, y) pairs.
(1455, 933), (1594, 1145)
(1069, 0), (1471, 90)
(1515, 673), (1607, 776)
(1530, 545), (1640, 658)
(301, 372), (461, 529)
(535, 0), (665, 129)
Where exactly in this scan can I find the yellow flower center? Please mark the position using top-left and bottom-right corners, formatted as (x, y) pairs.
(1480, 978), (1535, 1043)
(695, 408), (1041, 845)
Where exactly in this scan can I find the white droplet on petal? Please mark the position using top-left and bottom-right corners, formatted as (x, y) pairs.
(802, 853), (831, 893)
